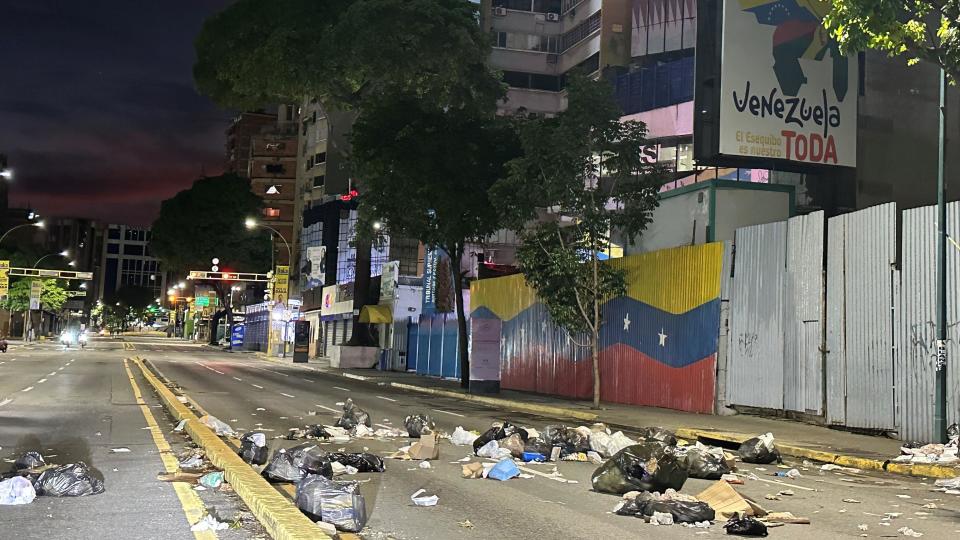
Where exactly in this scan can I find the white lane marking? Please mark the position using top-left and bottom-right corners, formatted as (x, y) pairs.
(342, 373), (369, 381)
(0, 398), (12, 407)
(314, 404), (341, 414)
(0, 361), (4, 365)
(376, 396), (397, 402)
(302, 378), (315, 383)
(233, 376), (243, 381)
(332, 386), (351, 392)
(36, 379), (46, 384)
(280, 392), (296, 398)
(47, 372), (56, 376)
(432, 408), (465, 418)
(21, 386), (33, 393)
(194, 361), (225, 375)
(249, 365), (289, 377)
(251, 384), (264, 389)
(57, 367), (64, 371)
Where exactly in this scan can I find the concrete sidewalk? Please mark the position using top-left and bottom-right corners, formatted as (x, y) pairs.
(260, 354), (960, 479)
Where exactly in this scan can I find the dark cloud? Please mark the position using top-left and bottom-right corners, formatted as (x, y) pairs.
(0, 0), (235, 226)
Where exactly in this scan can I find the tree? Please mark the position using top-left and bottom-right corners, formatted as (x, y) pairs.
(193, 0), (503, 347)
(111, 286), (156, 328)
(493, 75), (667, 408)
(151, 174), (271, 343)
(353, 94), (520, 387)
(825, 0), (960, 80)
(1, 279), (69, 338)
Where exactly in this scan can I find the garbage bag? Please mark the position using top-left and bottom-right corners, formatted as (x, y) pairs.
(680, 443), (732, 480)
(14, 451), (45, 471)
(0, 476), (36, 505)
(616, 496), (715, 523)
(450, 426), (478, 446)
(403, 414), (435, 438)
(200, 415), (236, 437)
(591, 442), (688, 495)
(264, 444), (334, 482)
(638, 427), (678, 446)
(33, 462), (104, 497)
(524, 437), (554, 456)
(295, 474), (367, 532)
(335, 399), (371, 430)
(724, 514), (768, 536)
(326, 453), (385, 473)
(738, 433), (781, 465)
(476, 440), (512, 460)
(500, 433), (526, 458)
(591, 431), (638, 458)
(472, 422), (528, 454)
(543, 425), (591, 457)
(949, 423), (959, 442)
(239, 432), (269, 465)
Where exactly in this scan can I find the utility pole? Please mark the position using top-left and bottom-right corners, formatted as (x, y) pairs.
(935, 66), (949, 443)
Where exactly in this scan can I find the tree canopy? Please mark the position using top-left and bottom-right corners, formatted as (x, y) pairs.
(151, 174), (271, 274)
(1, 279), (68, 313)
(111, 286), (156, 310)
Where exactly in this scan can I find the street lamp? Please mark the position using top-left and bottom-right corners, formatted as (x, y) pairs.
(245, 217), (292, 265)
(32, 250), (71, 268)
(0, 168), (12, 180)
(0, 221), (44, 245)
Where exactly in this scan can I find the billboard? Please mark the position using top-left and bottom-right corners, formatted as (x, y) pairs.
(697, 0), (857, 168)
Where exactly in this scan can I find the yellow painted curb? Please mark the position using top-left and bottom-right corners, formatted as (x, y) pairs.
(131, 357), (330, 540)
(675, 427), (960, 480)
(389, 382), (600, 422)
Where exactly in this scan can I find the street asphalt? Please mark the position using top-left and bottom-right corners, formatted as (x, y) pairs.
(4, 335), (960, 539)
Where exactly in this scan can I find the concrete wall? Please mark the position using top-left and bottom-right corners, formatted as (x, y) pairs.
(627, 187), (708, 254)
(713, 188), (791, 243)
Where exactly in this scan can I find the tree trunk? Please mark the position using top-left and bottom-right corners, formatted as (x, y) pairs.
(346, 235), (376, 346)
(592, 249), (601, 409)
(451, 245), (470, 389)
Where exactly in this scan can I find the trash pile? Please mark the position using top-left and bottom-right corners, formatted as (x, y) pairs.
(893, 424), (960, 464)
(0, 451), (104, 503)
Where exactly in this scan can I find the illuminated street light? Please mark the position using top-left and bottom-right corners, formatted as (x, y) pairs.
(245, 217), (291, 265)
(59, 250), (69, 257)
(178, 281), (186, 289)
(79, 283), (87, 289)
(0, 221), (44, 245)
(68, 261), (76, 267)
(33, 250), (72, 268)
(0, 169), (12, 180)
(373, 221), (382, 230)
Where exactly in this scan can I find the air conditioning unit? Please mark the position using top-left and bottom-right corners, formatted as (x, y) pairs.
(546, 12), (560, 21)
(493, 7), (507, 16)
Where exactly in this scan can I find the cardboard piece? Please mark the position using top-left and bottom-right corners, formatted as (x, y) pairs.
(696, 480), (767, 518)
(461, 462), (484, 479)
(409, 433), (440, 460)
(763, 512), (810, 524)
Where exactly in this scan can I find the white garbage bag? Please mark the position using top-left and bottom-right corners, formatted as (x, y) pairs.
(450, 426), (479, 446)
(0, 476), (36, 505)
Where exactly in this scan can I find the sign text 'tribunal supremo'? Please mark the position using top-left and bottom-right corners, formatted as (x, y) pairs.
(719, 0), (856, 167)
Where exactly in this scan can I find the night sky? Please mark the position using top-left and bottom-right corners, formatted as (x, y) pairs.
(0, 0), (234, 226)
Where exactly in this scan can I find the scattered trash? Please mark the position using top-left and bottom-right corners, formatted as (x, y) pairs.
(721, 474), (744, 485)
(110, 448), (131, 453)
(373, 427), (407, 438)
(295, 474), (367, 532)
(777, 490), (794, 497)
(450, 426), (478, 446)
(178, 454), (204, 470)
(472, 422), (528, 455)
(418, 461), (431, 469)
(326, 452), (385, 473)
(589, 426), (638, 458)
(200, 415), (237, 437)
(896, 494), (912, 499)
(501, 433), (526, 458)
(592, 443), (688, 495)
(335, 399), (371, 430)
(738, 433), (781, 465)
(352, 424), (374, 438)
(173, 419), (187, 432)
(13, 452), (45, 471)
(650, 511), (675, 525)
(615, 492), (716, 524)
(637, 427), (679, 446)
(680, 442), (735, 480)
(34, 462), (105, 497)
(404, 414), (435, 438)
(858, 524), (868, 531)
(157, 471), (203, 484)
(842, 498), (861, 504)
(459, 519), (474, 528)
(898, 526), (923, 537)
(820, 463), (861, 473)
(488, 459), (521, 481)
(773, 468), (800, 479)
(239, 432), (269, 465)
(934, 477), (960, 489)
(543, 425), (590, 457)
(410, 488), (439, 506)
(724, 514), (768, 536)
(409, 433), (440, 461)
(476, 440), (511, 460)
(199, 472), (224, 489)
(522, 452), (547, 463)
(696, 481), (767, 519)
(0, 476), (36, 505)
(190, 515), (229, 532)
(462, 462), (484, 479)
(763, 511), (809, 524)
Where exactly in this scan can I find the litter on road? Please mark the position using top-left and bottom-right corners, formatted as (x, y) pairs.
(34, 462), (105, 497)
(0, 476), (36, 505)
(738, 433), (782, 465)
(410, 488), (439, 506)
(296, 474), (367, 532)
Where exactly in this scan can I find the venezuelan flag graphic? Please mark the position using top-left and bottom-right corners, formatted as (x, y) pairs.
(471, 244), (723, 414)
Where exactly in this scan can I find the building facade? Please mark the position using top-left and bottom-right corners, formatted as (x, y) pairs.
(98, 224), (165, 302)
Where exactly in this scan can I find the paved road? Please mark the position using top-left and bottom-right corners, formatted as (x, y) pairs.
(4, 336), (960, 539)
(136, 337), (960, 540)
(0, 338), (264, 539)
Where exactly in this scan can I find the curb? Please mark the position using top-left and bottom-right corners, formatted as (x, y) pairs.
(675, 427), (960, 480)
(130, 357), (330, 540)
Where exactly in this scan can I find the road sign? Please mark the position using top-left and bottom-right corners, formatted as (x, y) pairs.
(9, 268), (93, 280)
(274, 265), (289, 304)
(195, 296), (210, 308)
(29, 280), (42, 310)
(187, 270), (269, 282)
(0, 259), (9, 297)
(66, 290), (87, 298)
(0, 260), (10, 271)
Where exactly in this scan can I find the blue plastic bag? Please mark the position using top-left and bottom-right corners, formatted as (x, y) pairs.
(522, 452), (546, 462)
(488, 459), (520, 481)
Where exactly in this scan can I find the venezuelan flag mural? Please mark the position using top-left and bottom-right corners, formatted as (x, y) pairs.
(471, 243), (723, 413)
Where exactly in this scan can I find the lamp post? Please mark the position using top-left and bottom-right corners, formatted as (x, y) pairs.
(32, 250), (71, 268)
(0, 220), (44, 246)
(245, 218), (292, 265)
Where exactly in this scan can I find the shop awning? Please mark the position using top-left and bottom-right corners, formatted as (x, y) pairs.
(359, 304), (392, 324)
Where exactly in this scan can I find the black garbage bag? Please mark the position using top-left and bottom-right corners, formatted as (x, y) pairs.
(326, 452), (385, 473)
(295, 474), (367, 532)
(616, 496), (716, 523)
(239, 432), (269, 465)
(334, 399), (371, 430)
(591, 442), (688, 494)
(404, 414), (435, 438)
(472, 421), (529, 454)
(34, 462), (104, 497)
(724, 514), (768, 536)
(264, 444), (334, 483)
(638, 427), (678, 446)
(738, 434), (782, 465)
(306, 425), (331, 438)
(14, 451), (45, 471)
(523, 437), (554, 456)
(543, 425), (591, 457)
(263, 448), (306, 483)
(948, 423), (959, 441)
(681, 445), (732, 479)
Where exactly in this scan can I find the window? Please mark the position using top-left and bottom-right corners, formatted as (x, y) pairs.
(263, 207), (281, 218)
(503, 71), (563, 91)
(265, 163), (285, 174)
(266, 185), (281, 195)
(493, 0), (533, 10)
(313, 176), (325, 188)
(314, 152), (326, 164)
(108, 228), (121, 240)
(495, 31), (558, 53)
(124, 244), (144, 256)
(107, 243), (119, 254)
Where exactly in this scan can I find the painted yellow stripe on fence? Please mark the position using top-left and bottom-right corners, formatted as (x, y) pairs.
(122, 358), (217, 540)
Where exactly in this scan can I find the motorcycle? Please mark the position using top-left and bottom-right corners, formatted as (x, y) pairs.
(0, 339), (8, 353)
(78, 331), (88, 349)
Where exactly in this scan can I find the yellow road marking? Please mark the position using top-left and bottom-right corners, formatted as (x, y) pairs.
(122, 341), (136, 351)
(122, 358), (217, 540)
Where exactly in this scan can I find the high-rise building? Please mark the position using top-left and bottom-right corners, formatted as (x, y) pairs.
(98, 224), (165, 302)
(225, 111), (277, 177)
